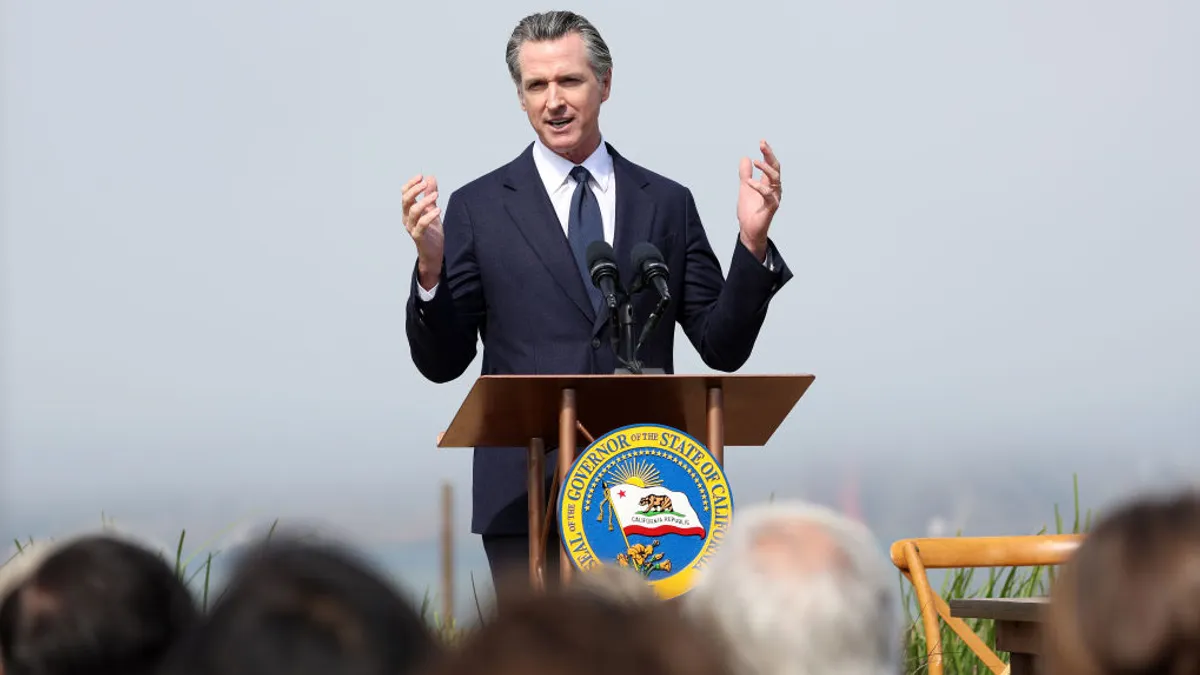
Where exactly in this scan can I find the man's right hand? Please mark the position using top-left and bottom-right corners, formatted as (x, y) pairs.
(402, 174), (445, 290)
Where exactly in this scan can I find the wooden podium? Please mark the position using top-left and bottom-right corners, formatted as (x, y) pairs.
(436, 373), (814, 588)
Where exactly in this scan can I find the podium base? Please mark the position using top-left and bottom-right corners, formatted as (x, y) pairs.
(613, 367), (667, 375)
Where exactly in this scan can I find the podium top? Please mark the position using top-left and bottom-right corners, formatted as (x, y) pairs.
(436, 373), (814, 449)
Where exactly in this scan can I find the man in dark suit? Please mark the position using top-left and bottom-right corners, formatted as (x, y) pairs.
(401, 11), (792, 595)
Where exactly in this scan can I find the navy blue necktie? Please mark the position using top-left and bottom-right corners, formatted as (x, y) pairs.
(567, 165), (604, 311)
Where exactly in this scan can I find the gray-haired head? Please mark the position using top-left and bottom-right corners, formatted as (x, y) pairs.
(683, 500), (901, 675)
(505, 11), (613, 87)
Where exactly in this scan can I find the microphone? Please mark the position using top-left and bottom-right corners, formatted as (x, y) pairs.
(586, 241), (622, 311)
(631, 242), (671, 303)
(588, 240), (641, 374)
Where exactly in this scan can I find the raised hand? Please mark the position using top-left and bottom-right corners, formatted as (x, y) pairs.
(402, 174), (445, 288)
(736, 140), (782, 261)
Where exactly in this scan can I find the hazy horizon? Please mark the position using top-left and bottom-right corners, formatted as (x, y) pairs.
(3, 0), (1197, 606)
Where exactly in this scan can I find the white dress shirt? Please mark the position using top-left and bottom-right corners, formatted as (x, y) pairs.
(417, 137), (775, 300)
(417, 138), (616, 300)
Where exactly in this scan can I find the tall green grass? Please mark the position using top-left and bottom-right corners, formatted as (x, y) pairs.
(2, 477), (1092, 675)
(899, 474), (1092, 675)
(4, 516), (464, 641)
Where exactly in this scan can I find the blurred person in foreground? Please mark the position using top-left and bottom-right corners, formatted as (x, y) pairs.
(0, 541), (58, 675)
(569, 562), (659, 606)
(0, 534), (198, 675)
(1044, 489), (1200, 675)
(684, 500), (900, 675)
(159, 535), (438, 675)
(425, 586), (734, 675)
(401, 9), (793, 596)
(480, 558), (656, 625)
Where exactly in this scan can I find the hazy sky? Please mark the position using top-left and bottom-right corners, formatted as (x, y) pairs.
(3, 1), (1198, 562)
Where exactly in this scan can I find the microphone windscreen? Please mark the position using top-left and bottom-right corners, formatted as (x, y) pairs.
(586, 240), (617, 271)
(631, 241), (664, 272)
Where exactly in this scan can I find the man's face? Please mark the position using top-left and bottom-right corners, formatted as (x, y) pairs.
(517, 32), (610, 164)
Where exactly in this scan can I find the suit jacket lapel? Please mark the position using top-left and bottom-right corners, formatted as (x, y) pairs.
(596, 143), (657, 336)
(502, 144), (596, 324)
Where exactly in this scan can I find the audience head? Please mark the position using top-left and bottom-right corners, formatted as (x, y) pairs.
(0, 533), (199, 675)
(0, 541), (58, 675)
(569, 563), (659, 606)
(1045, 489), (1200, 675)
(426, 586), (733, 675)
(160, 534), (437, 675)
(684, 500), (900, 675)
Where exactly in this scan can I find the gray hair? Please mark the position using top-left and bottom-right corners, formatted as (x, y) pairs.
(505, 11), (613, 86)
(683, 501), (901, 675)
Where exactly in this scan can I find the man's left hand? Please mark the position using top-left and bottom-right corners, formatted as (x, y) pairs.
(736, 139), (782, 262)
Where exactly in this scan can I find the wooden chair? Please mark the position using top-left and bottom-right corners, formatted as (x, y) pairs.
(891, 534), (1083, 675)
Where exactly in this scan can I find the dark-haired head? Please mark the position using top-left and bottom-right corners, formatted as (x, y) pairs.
(1045, 489), (1200, 675)
(0, 534), (199, 675)
(160, 535), (438, 675)
(426, 586), (732, 675)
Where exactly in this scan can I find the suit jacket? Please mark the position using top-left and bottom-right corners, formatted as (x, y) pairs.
(406, 142), (793, 536)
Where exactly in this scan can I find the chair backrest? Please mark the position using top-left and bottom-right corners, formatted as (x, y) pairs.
(891, 534), (1082, 570)
(892, 534), (1084, 675)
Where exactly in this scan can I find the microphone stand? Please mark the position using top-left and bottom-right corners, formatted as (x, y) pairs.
(626, 294), (667, 375)
(612, 292), (643, 374)
(635, 294), (670, 355)
(617, 301), (642, 373)
(612, 278), (669, 375)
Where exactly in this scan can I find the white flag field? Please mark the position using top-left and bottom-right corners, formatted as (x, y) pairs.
(606, 483), (707, 538)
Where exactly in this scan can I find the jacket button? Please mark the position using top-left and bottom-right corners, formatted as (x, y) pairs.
(591, 338), (601, 349)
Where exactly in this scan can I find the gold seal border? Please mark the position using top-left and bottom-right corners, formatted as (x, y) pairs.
(557, 423), (734, 599)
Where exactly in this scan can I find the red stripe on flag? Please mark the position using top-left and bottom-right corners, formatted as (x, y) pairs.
(623, 525), (706, 538)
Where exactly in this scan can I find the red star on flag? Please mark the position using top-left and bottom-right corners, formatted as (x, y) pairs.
(617, 490), (626, 498)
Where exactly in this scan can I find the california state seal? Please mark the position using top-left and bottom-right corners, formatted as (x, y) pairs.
(557, 423), (734, 599)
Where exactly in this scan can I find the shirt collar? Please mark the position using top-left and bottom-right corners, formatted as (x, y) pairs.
(531, 136), (614, 194)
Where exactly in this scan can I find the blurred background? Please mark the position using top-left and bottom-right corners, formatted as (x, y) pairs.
(2, 1), (1197, 615)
